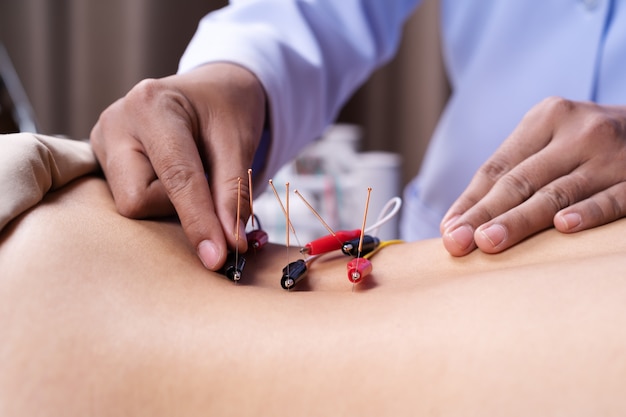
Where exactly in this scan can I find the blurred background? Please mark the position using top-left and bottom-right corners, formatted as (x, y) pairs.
(0, 0), (449, 184)
(0, 0), (450, 240)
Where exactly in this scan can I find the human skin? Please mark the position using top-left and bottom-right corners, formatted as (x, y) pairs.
(90, 63), (266, 271)
(442, 97), (626, 256)
(1, 177), (626, 416)
(92, 63), (626, 266)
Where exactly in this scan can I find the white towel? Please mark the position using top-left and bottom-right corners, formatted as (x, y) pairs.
(0, 133), (98, 231)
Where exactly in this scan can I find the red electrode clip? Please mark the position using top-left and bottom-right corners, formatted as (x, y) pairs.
(300, 229), (361, 255)
(246, 229), (269, 250)
(346, 258), (372, 284)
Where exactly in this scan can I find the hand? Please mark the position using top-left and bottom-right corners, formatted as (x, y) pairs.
(90, 63), (266, 270)
(440, 97), (626, 256)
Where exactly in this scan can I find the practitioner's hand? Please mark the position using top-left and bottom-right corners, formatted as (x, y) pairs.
(440, 97), (626, 256)
(90, 63), (266, 270)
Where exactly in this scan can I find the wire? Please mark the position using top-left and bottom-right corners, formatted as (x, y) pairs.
(363, 239), (404, 259)
(364, 196), (402, 236)
(252, 214), (263, 231)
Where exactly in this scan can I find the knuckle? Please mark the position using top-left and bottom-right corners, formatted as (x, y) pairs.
(127, 78), (164, 103)
(214, 174), (252, 218)
(538, 186), (575, 213)
(159, 162), (200, 200)
(125, 78), (195, 130)
(541, 96), (575, 117)
(499, 171), (538, 202)
(109, 180), (151, 219)
(580, 113), (624, 142)
(478, 159), (511, 183)
(115, 188), (149, 219)
(575, 187), (625, 227)
(525, 96), (574, 126)
(601, 186), (626, 219)
(538, 174), (589, 212)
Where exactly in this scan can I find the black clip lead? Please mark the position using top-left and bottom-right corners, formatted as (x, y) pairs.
(341, 235), (380, 257)
(222, 252), (246, 282)
(280, 259), (308, 290)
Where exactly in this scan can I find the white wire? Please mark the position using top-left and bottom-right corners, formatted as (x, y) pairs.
(364, 196), (402, 236)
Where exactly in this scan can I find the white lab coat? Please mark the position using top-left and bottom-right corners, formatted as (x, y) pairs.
(179, 0), (626, 239)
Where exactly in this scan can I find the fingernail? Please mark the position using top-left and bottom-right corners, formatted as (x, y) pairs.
(558, 212), (582, 231)
(197, 240), (220, 270)
(446, 224), (474, 251)
(479, 224), (507, 248)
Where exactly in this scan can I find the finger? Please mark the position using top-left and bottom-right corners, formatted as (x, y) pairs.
(443, 144), (578, 256)
(142, 116), (229, 271)
(91, 116), (175, 218)
(440, 97), (582, 234)
(472, 169), (603, 254)
(202, 123), (257, 253)
(180, 64), (266, 254)
(98, 139), (174, 218)
(157, 158), (227, 271)
(116, 78), (235, 271)
(441, 101), (557, 233)
(154, 145), (228, 271)
(208, 167), (251, 253)
(442, 223), (477, 256)
(554, 181), (626, 233)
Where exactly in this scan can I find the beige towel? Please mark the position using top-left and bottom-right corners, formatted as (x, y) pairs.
(0, 133), (98, 231)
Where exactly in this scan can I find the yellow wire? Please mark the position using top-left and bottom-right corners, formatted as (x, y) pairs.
(363, 239), (404, 259)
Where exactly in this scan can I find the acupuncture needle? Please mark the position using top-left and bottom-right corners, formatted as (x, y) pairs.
(233, 177), (242, 282)
(268, 179), (302, 248)
(285, 182), (291, 288)
(294, 189), (339, 240)
(247, 169), (255, 229)
(353, 187), (372, 291)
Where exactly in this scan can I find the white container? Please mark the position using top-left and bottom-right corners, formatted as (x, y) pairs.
(344, 151), (402, 240)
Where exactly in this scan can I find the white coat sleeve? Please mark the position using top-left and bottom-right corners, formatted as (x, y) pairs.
(178, 0), (420, 184)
